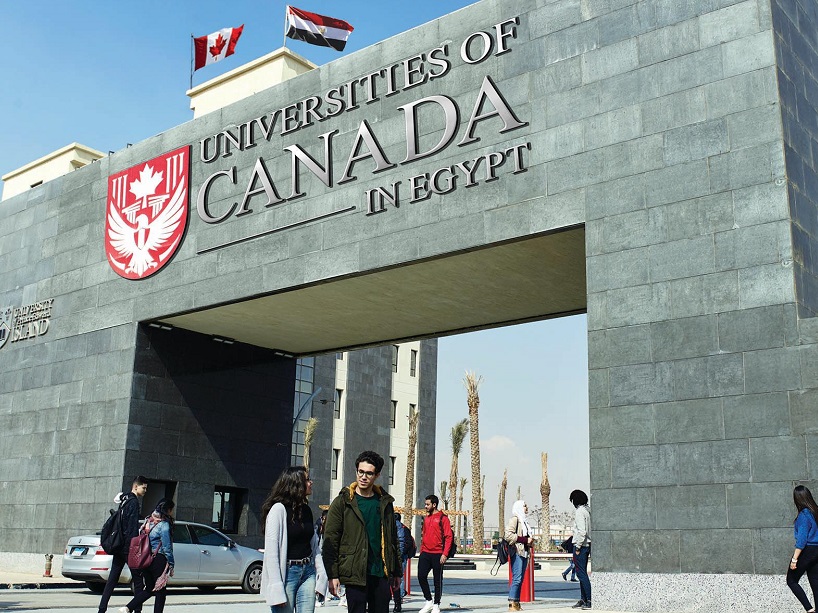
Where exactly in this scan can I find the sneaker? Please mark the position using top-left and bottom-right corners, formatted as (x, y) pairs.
(562, 572), (568, 581)
(571, 578), (578, 582)
(431, 605), (441, 613)
(571, 601), (586, 609)
(118, 608), (130, 613)
(419, 601), (434, 613)
(581, 602), (592, 610)
(316, 600), (325, 607)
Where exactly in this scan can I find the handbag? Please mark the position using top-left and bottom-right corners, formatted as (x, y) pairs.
(128, 521), (157, 569)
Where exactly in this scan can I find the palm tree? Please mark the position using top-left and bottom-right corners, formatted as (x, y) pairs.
(448, 418), (469, 544)
(440, 481), (448, 508)
(540, 452), (552, 552)
(458, 477), (467, 548)
(480, 474), (486, 549)
(464, 371), (484, 553)
(404, 405), (420, 523)
(499, 468), (507, 536)
(303, 417), (318, 471)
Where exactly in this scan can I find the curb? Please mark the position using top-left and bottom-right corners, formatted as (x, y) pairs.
(0, 581), (79, 590)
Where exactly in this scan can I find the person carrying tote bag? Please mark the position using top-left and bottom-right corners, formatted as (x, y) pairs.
(118, 499), (176, 613)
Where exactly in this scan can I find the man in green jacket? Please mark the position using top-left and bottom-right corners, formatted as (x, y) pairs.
(323, 450), (402, 613)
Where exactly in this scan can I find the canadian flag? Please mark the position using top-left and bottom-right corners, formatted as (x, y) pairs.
(194, 25), (244, 71)
(285, 6), (353, 52)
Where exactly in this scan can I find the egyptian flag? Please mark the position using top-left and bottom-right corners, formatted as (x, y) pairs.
(194, 25), (244, 71)
(285, 6), (354, 51)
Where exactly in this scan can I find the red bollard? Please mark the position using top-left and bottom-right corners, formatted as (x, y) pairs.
(508, 549), (536, 603)
(404, 557), (412, 595)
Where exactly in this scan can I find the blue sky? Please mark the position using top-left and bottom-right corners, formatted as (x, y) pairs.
(1, 0), (589, 525)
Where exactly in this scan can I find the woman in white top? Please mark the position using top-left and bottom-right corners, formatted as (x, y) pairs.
(569, 490), (591, 611)
(504, 500), (535, 611)
(261, 467), (326, 613)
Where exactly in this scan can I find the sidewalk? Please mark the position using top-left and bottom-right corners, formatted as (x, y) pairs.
(0, 570), (76, 589)
(0, 567), (622, 612)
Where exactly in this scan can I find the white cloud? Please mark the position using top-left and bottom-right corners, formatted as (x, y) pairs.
(480, 435), (516, 453)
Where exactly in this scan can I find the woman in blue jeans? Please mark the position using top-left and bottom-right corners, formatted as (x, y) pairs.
(261, 467), (327, 613)
(787, 485), (818, 612)
(504, 500), (534, 611)
(118, 499), (175, 613)
(570, 490), (591, 610)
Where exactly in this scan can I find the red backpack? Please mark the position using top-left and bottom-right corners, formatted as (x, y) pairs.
(128, 520), (157, 569)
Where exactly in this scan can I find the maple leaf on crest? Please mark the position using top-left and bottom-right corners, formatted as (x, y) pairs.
(129, 164), (164, 202)
(210, 34), (227, 58)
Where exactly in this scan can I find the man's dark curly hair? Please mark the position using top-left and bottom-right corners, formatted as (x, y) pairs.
(355, 450), (384, 473)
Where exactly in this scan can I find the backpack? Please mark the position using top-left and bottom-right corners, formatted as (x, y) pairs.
(402, 524), (417, 558)
(438, 513), (457, 558)
(490, 539), (514, 575)
(128, 521), (158, 569)
(100, 500), (126, 554)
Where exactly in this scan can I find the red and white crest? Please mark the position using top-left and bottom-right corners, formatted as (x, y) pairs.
(105, 146), (190, 280)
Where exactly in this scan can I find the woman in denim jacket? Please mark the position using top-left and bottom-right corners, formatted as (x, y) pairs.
(119, 499), (175, 613)
(788, 485), (818, 612)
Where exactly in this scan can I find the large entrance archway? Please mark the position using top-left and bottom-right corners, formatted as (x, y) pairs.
(0, 0), (813, 610)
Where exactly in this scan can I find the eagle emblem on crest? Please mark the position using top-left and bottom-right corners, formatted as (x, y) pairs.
(105, 146), (190, 280)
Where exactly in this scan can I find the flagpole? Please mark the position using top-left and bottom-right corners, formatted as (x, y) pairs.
(189, 34), (194, 90)
(283, 5), (288, 48)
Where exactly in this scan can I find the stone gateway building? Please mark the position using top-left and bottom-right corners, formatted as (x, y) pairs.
(0, 0), (816, 610)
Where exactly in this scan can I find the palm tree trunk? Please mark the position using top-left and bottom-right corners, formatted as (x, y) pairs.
(499, 469), (507, 538)
(458, 477), (467, 549)
(404, 406), (420, 523)
(540, 452), (551, 552)
(464, 372), (484, 552)
(303, 417), (318, 471)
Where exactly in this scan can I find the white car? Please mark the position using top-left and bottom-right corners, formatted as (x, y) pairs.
(62, 520), (263, 593)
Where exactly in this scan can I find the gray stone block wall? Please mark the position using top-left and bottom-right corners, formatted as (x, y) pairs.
(771, 0), (818, 317)
(584, 0), (813, 589)
(127, 324), (295, 549)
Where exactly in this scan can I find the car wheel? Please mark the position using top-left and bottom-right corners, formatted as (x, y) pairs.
(197, 585), (218, 593)
(242, 563), (262, 594)
(86, 581), (105, 594)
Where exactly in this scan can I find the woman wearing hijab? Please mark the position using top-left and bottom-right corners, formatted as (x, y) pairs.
(570, 490), (591, 611)
(788, 485), (818, 612)
(261, 466), (326, 613)
(504, 500), (534, 611)
(118, 498), (175, 613)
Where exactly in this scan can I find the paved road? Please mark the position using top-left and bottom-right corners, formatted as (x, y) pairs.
(1, 572), (582, 612)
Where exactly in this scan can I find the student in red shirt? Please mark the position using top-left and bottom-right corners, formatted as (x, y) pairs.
(417, 495), (454, 613)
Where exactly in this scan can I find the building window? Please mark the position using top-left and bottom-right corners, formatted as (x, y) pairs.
(212, 486), (245, 534)
(409, 403), (416, 423)
(336, 352), (344, 360)
(410, 350), (418, 377)
(391, 401), (397, 428)
(292, 357), (315, 465)
(391, 345), (398, 372)
(389, 456), (396, 485)
(335, 389), (343, 419)
(332, 448), (340, 480)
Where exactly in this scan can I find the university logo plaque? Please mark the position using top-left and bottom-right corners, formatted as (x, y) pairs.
(0, 307), (12, 350)
(105, 146), (190, 280)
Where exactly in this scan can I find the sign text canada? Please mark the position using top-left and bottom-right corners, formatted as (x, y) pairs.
(195, 18), (527, 224)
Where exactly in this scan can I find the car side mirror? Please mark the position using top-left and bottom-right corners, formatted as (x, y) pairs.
(227, 539), (236, 549)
